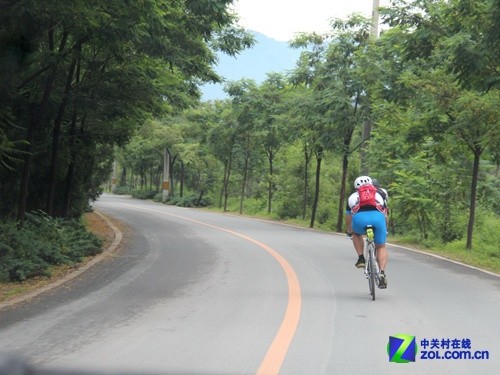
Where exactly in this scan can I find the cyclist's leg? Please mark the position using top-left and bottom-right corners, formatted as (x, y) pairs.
(368, 210), (387, 270)
(351, 213), (367, 268)
(377, 245), (388, 289)
(352, 234), (364, 255)
(376, 244), (388, 271)
(368, 210), (388, 288)
(350, 233), (364, 267)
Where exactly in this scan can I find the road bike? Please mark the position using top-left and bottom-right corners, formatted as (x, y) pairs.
(364, 225), (381, 301)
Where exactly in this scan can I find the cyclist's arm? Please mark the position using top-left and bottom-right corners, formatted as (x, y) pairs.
(345, 193), (357, 235)
(346, 192), (358, 212)
(345, 209), (353, 235)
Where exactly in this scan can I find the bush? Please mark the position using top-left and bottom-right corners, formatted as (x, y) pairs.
(316, 207), (331, 225)
(131, 189), (157, 200)
(0, 212), (103, 282)
(277, 200), (301, 219)
(240, 197), (267, 215)
(113, 186), (131, 195)
(164, 194), (210, 207)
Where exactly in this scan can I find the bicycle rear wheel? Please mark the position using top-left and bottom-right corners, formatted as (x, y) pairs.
(368, 249), (376, 301)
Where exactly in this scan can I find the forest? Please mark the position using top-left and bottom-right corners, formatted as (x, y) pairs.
(0, 0), (499, 281)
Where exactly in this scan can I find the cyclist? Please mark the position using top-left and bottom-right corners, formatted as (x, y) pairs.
(345, 176), (388, 288)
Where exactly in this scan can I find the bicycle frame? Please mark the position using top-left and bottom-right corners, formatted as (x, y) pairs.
(364, 225), (380, 301)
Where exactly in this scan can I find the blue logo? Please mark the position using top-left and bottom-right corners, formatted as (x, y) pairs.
(388, 334), (417, 363)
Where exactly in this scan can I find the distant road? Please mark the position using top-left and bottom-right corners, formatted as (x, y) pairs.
(1, 195), (499, 374)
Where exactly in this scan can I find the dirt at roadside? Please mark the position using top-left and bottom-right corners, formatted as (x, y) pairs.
(85, 210), (117, 249)
(0, 211), (125, 304)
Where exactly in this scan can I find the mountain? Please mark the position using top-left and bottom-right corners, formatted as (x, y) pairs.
(201, 31), (301, 101)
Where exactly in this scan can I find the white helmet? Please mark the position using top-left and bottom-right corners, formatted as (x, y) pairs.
(354, 175), (372, 190)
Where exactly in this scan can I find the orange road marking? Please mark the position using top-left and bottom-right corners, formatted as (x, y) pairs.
(123, 204), (302, 374)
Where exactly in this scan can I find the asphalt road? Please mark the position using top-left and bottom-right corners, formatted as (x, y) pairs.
(1, 194), (499, 375)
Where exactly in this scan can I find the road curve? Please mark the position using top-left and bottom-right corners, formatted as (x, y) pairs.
(0, 194), (499, 375)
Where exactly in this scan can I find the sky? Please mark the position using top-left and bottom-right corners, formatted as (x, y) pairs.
(202, 1), (391, 100)
(232, 0), (390, 42)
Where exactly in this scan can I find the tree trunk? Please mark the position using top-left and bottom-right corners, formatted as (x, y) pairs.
(267, 148), (274, 214)
(169, 154), (176, 197)
(17, 29), (68, 223)
(360, 119), (372, 175)
(17, 105), (38, 223)
(222, 136), (235, 212)
(223, 153), (233, 212)
(197, 190), (205, 206)
(180, 161), (185, 197)
(310, 147), (323, 228)
(219, 163), (228, 209)
(162, 148), (170, 200)
(240, 136), (250, 214)
(336, 152), (349, 232)
(18, 77), (56, 222)
(360, 0), (380, 174)
(466, 146), (482, 250)
(62, 112), (82, 218)
(120, 166), (127, 187)
(302, 143), (311, 220)
(46, 56), (77, 216)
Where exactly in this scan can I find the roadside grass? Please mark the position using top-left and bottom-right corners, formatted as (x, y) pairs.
(389, 236), (500, 275)
(388, 212), (500, 275)
(0, 264), (81, 304)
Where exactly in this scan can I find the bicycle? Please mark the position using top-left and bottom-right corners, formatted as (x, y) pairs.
(364, 225), (381, 301)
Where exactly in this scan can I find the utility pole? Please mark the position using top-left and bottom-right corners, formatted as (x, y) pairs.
(371, 0), (381, 37)
(360, 0), (381, 175)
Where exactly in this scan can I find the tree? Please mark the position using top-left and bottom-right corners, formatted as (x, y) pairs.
(383, 0), (500, 248)
(204, 101), (239, 211)
(289, 33), (331, 228)
(254, 73), (292, 214)
(181, 102), (226, 201)
(0, 0), (253, 220)
(292, 15), (375, 230)
(225, 79), (259, 214)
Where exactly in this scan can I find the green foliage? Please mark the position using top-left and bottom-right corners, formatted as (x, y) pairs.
(238, 197), (268, 215)
(392, 208), (500, 274)
(477, 162), (500, 215)
(276, 200), (302, 220)
(0, 0), (252, 220)
(112, 186), (131, 195)
(165, 194), (210, 208)
(0, 126), (27, 171)
(0, 212), (102, 282)
(131, 189), (157, 200)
